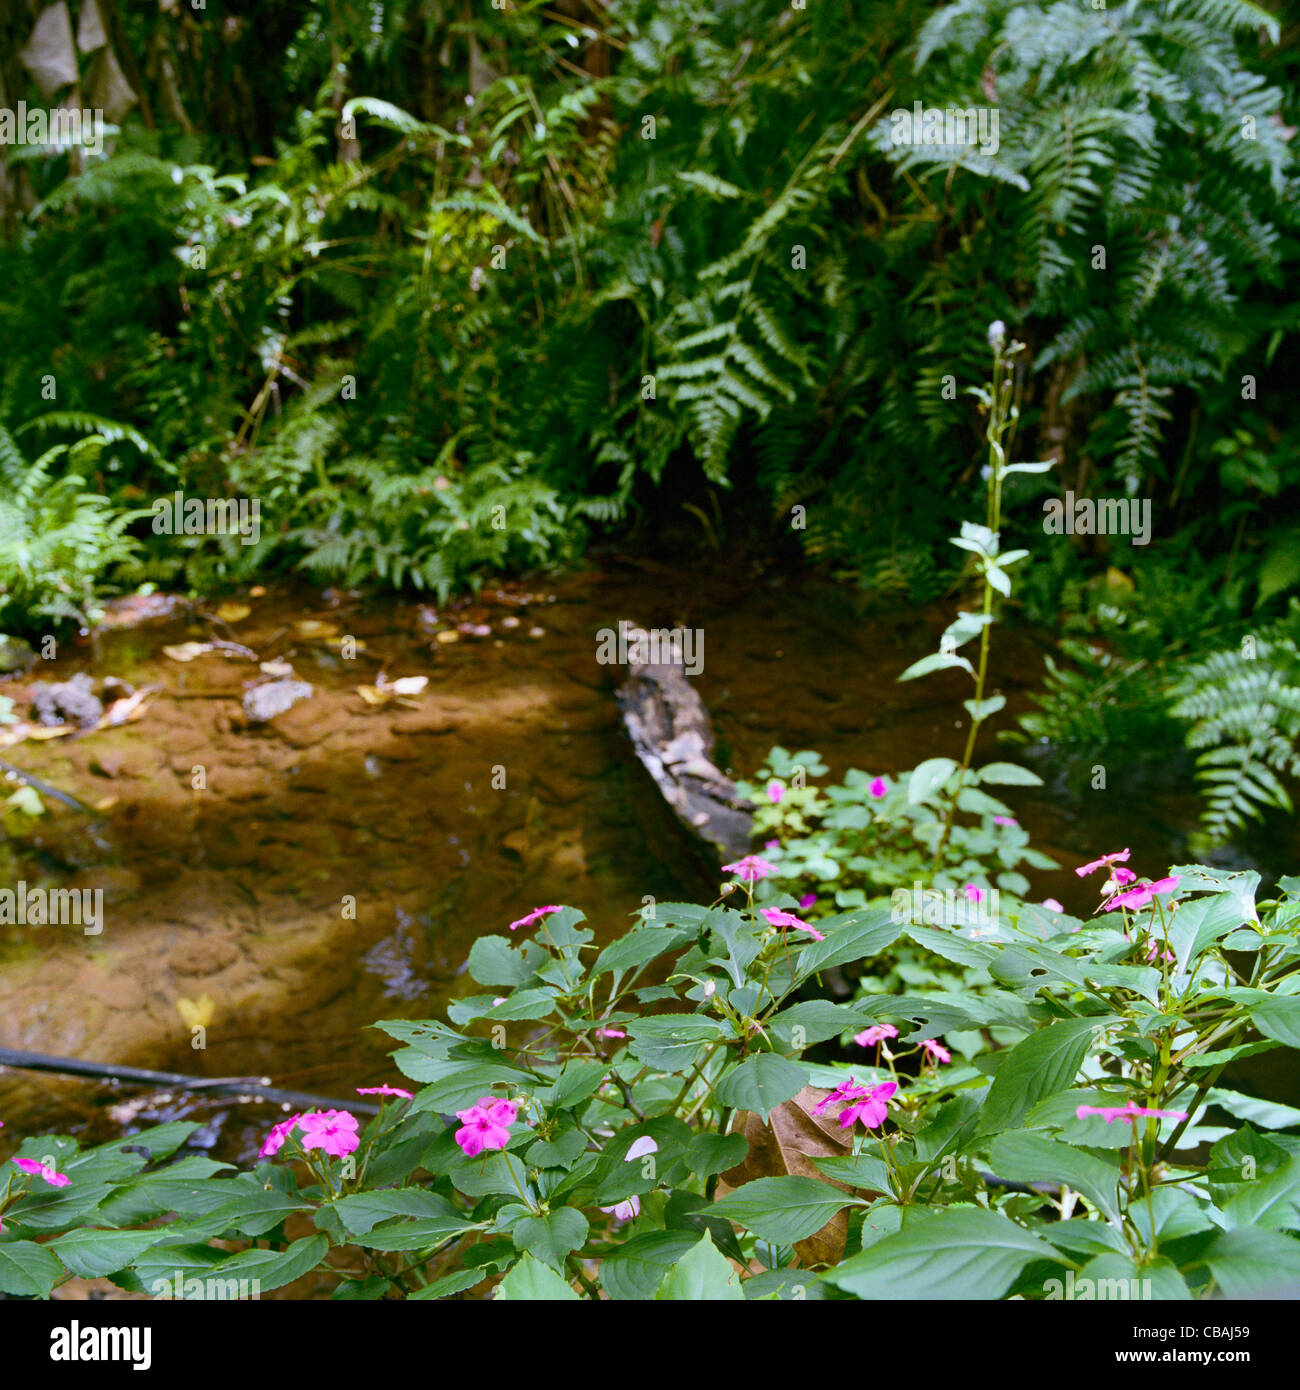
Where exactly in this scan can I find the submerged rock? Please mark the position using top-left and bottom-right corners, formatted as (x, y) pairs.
(30, 673), (103, 728)
(242, 678), (313, 725)
(0, 635), (37, 676)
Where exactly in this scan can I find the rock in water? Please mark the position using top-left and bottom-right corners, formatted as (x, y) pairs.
(30, 673), (103, 728)
(243, 678), (313, 725)
(617, 630), (754, 866)
(0, 635), (37, 676)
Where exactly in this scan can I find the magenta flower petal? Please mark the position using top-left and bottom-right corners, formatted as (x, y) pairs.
(1076, 848), (1131, 878)
(721, 855), (778, 882)
(508, 904), (561, 932)
(868, 777), (888, 798)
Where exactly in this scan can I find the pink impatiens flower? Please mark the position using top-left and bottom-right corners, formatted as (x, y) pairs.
(298, 1110), (361, 1159)
(722, 855), (778, 882)
(509, 904), (561, 932)
(1103, 876), (1180, 913)
(759, 907), (826, 942)
(1076, 1101), (1188, 1125)
(12, 1157), (70, 1188)
(625, 1136), (658, 1162)
(595, 1027), (626, 1039)
(764, 840), (780, 851)
(767, 782), (784, 804)
(993, 815), (1017, 827)
(921, 1038), (951, 1065)
(799, 893), (817, 910)
(854, 1024), (898, 1049)
(259, 1112), (302, 1158)
(600, 1195), (640, 1222)
(839, 1081), (897, 1130)
(813, 1078), (896, 1130)
(1040, 898), (1064, 913)
(1143, 939), (1175, 965)
(356, 1085), (413, 1099)
(868, 777), (888, 798)
(1076, 848), (1131, 878)
(963, 885), (983, 904)
(454, 1097), (518, 1157)
(1110, 866), (1138, 887)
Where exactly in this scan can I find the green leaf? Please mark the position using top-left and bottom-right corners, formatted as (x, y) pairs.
(1060, 1253), (1190, 1301)
(548, 1059), (609, 1111)
(899, 653), (974, 682)
(824, 1206), (1064, 1299)
(794, 907), (900, 978)
(964, 695), (1006, 722)
(714, 1054), (809, 1123)
(495, 1252), (580, 1300)
(973, 761), (1042, 786)
(976, 1018), (1107, 1136)
(357, 1216), (480, 1250)
(685, 1132), (749, 1178)
(1205, 1227), (1300, 1299)
(513, 1209), (589, 1272)
(1223, 1154), (1300, 1231)
(49, 1228), (167, 1280)
(1250, 997), (1300, 1050)
(598, 1230), (703, 1301)
(1208, 1089), (1300, 1130)
(327, 1189), (460, 1237)
(409, 1267), (488, 1300)
(710, 1176), (866, 1244)
(466, 935), (536, 987)
(0, 1239), (64, 1297)
(654, 1233), (744, 1300)
(526, 1130), (589, 1169)
(206, 1235), (330, 1295)
(908, 757), (959, 803)
(988, 1131), (1122, 1223)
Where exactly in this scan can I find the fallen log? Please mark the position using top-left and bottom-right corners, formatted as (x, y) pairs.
(0, 1047), (381, 1116)
(616, 626), (755, 882)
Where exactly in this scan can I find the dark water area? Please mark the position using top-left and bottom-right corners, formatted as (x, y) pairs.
(0, 555), (1293, 1160)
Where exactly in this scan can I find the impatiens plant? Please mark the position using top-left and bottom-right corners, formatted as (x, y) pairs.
(3, 856), (1300, 1300)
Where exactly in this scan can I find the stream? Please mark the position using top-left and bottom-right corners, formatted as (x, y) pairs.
(0, 555), (1291, 1163)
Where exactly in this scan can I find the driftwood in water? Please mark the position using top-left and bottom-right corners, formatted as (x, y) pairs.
(616, 628), (754, 879)
(0, 1046), (381, 1116)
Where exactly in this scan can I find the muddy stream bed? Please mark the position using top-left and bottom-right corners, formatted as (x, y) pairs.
(0, 557), (1290, 1170)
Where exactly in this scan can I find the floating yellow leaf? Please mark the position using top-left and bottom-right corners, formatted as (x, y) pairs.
(162, 642), (214, 662)
(1104, 566), (1134, 592)
(259, 660), (294, 677)
(390, 676), (428, 696)
(216, 602), (251, 623)
(434, 629), (459, 645)
(294, 619), (339, 639)
(176, 994), (214, 1029)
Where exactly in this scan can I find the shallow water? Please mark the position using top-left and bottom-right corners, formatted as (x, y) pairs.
(0, 557), (1288, 1154)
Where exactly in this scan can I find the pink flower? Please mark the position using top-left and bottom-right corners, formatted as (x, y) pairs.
(1103, 876), (1180, 913)
(722, 855), (778, 882)
(854, 1024), (898, 1048)
(993, 815), (1017, 827)
(298, 1109), (361, 1158)
(767, 782), (784, 804)
(454, 1097), (518, 1156)
(600, 1195), (640, 1222)
(1143, 939), (1175, 965)
(840, 1081), (897, 1130)
(1111, 867), (1137, 886)
(1076, 1101), (1189, 1125)
(799, 893), (817, 910)
(595, 1027), (626, 1039)
(625, 1136), (658, 1162)
(869, 777), (888, 798)
(258, 1112), (302, 1158)
(509, 904), (561, 932)
(1040, 898), (1064, 913)
(963, 885), (983, 904)
(702, 981), (716, 998)
(12, 1157), (70, 1188)
(1075, 848), (1131, 878)
(921, 1038), (951, 1065)
(356, 1085), (413, 1099)
(764, 839), (780, 851)
(759, 907), (826, 941)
